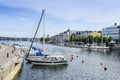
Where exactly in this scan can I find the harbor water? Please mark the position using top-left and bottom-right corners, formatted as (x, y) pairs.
(17, 43), (120, 80)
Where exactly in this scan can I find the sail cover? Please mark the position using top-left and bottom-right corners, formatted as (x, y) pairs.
(36, 51), (43, 56)
(32, 47), (37, 50)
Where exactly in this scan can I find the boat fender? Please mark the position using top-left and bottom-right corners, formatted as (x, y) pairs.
(70, 59), (72, 62)
(104, 66), (108, 71)
(82, 60), (84, 63)
(71, 55), (74, 60)
(100, 62), (103, 65)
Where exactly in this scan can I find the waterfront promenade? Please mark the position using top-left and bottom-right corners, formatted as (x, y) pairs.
(0, 44), (17, 66)
(0, 44), (23, 80)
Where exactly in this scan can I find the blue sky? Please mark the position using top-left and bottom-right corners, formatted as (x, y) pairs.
(0, 0), (120, 37)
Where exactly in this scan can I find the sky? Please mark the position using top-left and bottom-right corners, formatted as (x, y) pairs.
(0, 0), (120, 37)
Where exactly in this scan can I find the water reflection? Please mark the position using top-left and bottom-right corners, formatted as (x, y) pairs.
(31, 65), (68, 70)
(80, 48), (120, 62)
(17, 43), (120, 80)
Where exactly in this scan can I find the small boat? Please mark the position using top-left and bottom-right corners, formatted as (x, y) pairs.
(31, 54), (68, 65)
(87, 44), (109, 51)
(26, 50), (68, 65)
(26, 10), (68, 66)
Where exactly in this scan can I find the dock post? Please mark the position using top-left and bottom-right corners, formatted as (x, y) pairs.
(7, 53), (9, 58)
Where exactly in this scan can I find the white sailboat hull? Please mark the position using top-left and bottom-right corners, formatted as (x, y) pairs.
(31, 61), (68, 66)
(26, 55), (68, 66)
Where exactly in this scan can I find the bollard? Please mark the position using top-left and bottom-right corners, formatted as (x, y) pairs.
(14, 47), (16, 51)
(7, 53), (9, 58)
(0, 68), (4, 80)
(12, 50), (14, 54)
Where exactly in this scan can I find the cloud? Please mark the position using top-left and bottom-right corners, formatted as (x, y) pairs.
(1, 0), (120, 22)
(0, 15), (8, 18)
(17, 17), (28, 21)
(0, 0), (120, 37)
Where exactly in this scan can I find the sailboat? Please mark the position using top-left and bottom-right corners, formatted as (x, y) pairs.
(25, 10), (68, 65)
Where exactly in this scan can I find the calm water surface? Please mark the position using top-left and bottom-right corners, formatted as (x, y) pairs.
(17, 43), (120, 80)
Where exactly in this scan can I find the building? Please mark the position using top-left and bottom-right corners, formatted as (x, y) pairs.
(51, 29), (102, 45)
(75, 31), (92, 38)
(50, 29), (75, 45)
(74, 31), (101, 38)
(91, 31), (101, 37)
(102, 23), (119, 40)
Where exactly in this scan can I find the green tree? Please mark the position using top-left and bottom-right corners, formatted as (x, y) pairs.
(88, 35), (93, 44)
(82, 37), (87, 44)
(108, 37), (113, 42)
(45, 38), (50, 42)
(70, 34), (75, 42)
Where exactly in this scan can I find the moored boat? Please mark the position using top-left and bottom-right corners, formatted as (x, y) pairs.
(31, 54), (68, 65)
(26, 10), (68, 66)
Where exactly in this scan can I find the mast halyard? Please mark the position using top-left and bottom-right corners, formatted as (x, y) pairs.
(27, 10), (45, 58)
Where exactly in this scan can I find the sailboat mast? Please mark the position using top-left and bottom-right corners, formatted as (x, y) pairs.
(27, 10), (45, 57)
(43, 11), (45, 54)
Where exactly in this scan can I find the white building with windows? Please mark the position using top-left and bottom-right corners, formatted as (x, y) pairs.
(102, 24), (119, 40)
(75, 31), (92, 37)
(50, 29), (76, 45)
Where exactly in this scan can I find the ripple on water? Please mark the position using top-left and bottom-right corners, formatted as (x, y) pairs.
(17, 44), (120, 80)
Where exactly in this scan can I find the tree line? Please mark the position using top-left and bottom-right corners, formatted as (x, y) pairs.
(0, 37), (50, 42)
(70, 35), (114, 46)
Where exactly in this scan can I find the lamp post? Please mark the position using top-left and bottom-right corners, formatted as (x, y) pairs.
(117, 25), (120, 43)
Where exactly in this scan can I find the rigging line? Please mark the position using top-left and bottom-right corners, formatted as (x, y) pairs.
(27, 10), (45, 57)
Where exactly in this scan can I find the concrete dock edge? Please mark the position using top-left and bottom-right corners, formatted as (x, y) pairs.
(0, 47), (24, 80)
(4, 57), (23, 80)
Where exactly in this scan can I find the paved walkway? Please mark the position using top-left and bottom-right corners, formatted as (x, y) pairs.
(0, 44), (18, 66)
